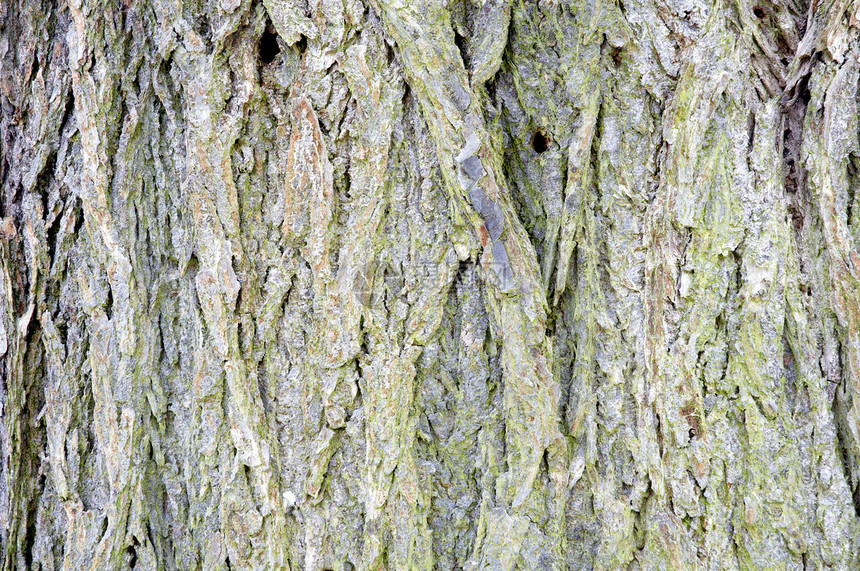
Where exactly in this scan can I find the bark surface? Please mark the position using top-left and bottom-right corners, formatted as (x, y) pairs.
(2, 0), (860, 569)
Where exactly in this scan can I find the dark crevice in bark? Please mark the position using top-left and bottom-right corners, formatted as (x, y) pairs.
(854, 480), (860, 519)
(453, 28), (468, 70)
(105, 287), (113, 320)
(126, 536), (139, 568)
(782, 68), (809, 208)
(746, 112), (756, 155)
(193, 15), (212, 47)
(731, 250), (743, 299)
(72, 196), (85, 237)
(847, 153), (858, 234)
(22, 473), (45, 570)
(295, 34), (308, 56)
(259, 26), (281, 65)
(61, 91), (76, 135)
(36, 150), (56, 221)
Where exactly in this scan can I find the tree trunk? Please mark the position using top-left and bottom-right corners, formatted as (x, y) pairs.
(2, 0), (859, 568)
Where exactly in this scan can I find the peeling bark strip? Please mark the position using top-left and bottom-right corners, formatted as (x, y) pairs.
(3, 0), (860, 568)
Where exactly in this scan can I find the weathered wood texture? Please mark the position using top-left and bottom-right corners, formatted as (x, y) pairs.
(2, 0), (860, 568)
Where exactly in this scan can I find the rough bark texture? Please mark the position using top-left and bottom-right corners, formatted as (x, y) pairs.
(2, 0), (860, 568)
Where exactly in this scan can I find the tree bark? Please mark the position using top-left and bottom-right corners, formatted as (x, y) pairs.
(2, 0), (860, 568)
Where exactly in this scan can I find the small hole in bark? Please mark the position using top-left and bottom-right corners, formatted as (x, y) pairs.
(753, 6), (766, 18)
(259, 29), (281, 64)
(531, 130), (549, 153)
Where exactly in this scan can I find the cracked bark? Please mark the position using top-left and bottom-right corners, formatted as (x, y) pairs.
(2, 0), (860, 569)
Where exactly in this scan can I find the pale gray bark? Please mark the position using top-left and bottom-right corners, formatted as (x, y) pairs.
(1, 0), (860, 569)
